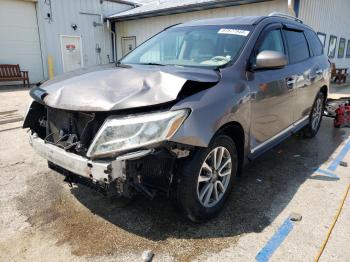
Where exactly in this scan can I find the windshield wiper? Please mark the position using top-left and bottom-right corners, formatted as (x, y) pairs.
(139, 62), (166, 66)
(115, 61), (131, 68)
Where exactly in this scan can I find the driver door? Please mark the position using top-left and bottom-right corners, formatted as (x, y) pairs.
(249, 24), (295, 154)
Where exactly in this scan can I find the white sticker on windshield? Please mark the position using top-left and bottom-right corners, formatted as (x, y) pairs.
(218, 28), (250, 36)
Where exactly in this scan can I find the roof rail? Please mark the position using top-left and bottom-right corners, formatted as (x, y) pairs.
(268, 12), (303, 24)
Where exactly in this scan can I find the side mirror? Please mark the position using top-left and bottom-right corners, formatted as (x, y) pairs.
(255, 50), (287, 70)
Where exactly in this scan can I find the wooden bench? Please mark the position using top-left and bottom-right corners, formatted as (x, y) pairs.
(331, 63), (348, 84)
(0, 64), (30, 88)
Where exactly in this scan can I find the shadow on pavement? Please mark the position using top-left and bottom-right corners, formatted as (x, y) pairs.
(0, 85), (31, 93)
(70, 119), (347, 241)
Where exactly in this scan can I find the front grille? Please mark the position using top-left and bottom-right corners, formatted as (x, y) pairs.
(46, 108), (97, 154)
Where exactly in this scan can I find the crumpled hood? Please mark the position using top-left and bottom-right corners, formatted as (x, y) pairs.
(31, 64), (220, 111)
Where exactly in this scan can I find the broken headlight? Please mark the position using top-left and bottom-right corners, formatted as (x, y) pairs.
(87, 109), (189, 158)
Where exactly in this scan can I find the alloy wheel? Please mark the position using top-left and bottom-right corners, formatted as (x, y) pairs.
(311, 95), (324, 131)
(197, 146), (232, 208)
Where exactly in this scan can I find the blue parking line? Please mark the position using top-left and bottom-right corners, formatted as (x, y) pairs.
(255, 218), (294, 262)
(315, 168), (339, 178)
(328, 140), (350, 171)
(255, 141), (350, 261)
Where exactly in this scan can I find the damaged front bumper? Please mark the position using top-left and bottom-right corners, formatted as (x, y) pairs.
(29, 132), (181, 198)
(29, 133), (151, 185)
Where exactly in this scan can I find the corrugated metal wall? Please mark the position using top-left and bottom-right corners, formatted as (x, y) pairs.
(36, 0), (131, 78)
(298, 0), (350, 68)
(0, 0), (43, 84)
(115, 0), (288, 59)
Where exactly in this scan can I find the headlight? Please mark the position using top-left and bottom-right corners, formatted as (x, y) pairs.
(87, 109), (189, 157)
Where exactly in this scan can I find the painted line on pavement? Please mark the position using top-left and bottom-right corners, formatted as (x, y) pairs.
(255, 218), (294, 262)
(315, 168), (339, 178)
(255, 139), (350, 261)
(327, 140), (350, 171)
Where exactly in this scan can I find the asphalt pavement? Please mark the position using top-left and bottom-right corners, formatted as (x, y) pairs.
(0, 86), (349, 262)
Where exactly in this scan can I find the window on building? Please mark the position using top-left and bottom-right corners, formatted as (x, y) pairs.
(346, 40), (350, 58)
(258, 29), (285, 54)
(338, 38), (346, 58)
(283, 30), (310, 64)
(317, 32), (326, 48)
(328, 35), (337, 58)
(305, 30), (324, 56)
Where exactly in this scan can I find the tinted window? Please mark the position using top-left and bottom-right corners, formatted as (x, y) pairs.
(305, 30), (324, 56)
(284, 30), (310, 63)
(258, 29), (285, 54)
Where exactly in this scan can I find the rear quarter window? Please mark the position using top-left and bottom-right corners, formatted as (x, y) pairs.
(305, 29), (324, 56)
(283, 29), (310, 64)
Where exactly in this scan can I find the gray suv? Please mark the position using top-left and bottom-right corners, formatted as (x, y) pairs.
(24, 13), (330, 221)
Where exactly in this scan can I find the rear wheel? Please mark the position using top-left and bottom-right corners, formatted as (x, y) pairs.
(173, 135), (238, 222)
(303, 92), (325, 138)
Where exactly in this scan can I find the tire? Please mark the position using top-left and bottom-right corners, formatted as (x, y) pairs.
(173, 134), (238, 222)
(303, 91), (325, 138)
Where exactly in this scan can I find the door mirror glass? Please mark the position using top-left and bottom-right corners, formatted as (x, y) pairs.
(255, 50), (287, 69)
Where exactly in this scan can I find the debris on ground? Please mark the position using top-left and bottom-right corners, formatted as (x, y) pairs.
(293, 155), (301, 158)
(339, 161), (348, 167)
(256, 179), (262, 183)
(142, 250), (154, 262)
(289, 212), (302, 222)
(325, 99), (350, 128)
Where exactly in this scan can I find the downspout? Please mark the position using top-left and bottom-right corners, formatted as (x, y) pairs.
(106, 19), (116, 63)
(288, 0), (296, 17)
(111, 22), (117, 63)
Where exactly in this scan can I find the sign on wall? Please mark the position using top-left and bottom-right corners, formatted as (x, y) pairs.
(60, 35), (84, 72)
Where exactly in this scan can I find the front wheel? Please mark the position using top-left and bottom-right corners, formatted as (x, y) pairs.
(173, 135), (238, 222)
(303, 91), (325, 138)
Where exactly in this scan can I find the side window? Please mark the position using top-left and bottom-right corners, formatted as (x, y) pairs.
(305, 30), (324, 56)
(258, 29), (285, 54)
(283, 30), (310, 63)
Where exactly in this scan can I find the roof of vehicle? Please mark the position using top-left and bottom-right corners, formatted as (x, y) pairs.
(173, 16), (264, 27)
(170, 14), (313, 31)
(170, 15), (311, 31)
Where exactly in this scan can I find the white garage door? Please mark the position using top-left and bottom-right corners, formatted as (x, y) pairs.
(0, 0), (43, 85)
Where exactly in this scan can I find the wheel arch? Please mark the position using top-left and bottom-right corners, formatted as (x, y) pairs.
(320, 85), (328, 99)
(215, 121), (245, 175)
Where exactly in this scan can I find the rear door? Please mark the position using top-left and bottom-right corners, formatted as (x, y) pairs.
(282, 27), (313, 122)
(250, 24), (295, 153)
(299, 29), (328, 118)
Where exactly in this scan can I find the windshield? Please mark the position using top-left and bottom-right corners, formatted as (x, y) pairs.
(121, 25), (252, 68)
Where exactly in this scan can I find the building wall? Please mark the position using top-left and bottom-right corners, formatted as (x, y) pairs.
(115, 0), (288, 59)
(36, 0), (132, 79)
(299, 0), (350, 68)
(0, 0), (44, 84)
